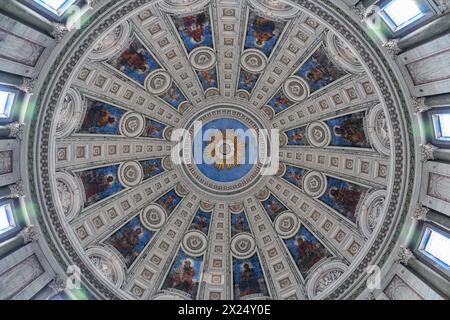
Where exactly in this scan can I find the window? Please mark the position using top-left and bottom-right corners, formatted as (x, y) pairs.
(32, 0), (77, 16)
(417, 224), (450, 277)
(433, 113), (450, 141)
(0, 203), (15, 236)
(378, 0), (439, 34)
(0, 90), (15, 119)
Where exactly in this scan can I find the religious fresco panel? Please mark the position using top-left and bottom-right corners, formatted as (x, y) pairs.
(285, 126), (309, 146)
(325, 111), (371, 148)
(141, 118), (166, 139)
(77, 165), (124, 207)
(238, 69), (260, 93)
(139, 158), (164, 180)
(104, 215), (154, 268)
(296, 45), (347, 93)
(233, 254), (269, 299)
(319, 177), (368, 223)
(171, 9), (214, 53)
(244, 11), (286, 57)
(196, 67), (218, 92)
(108, 37), (161, 85)
(268, 89), (295, 114)
(282, 165), (305, 190)
(158, 83), (187, 110)
(156, 189), (183, 215)
(161, 250), (204, 299)
(284, 225), (331, 278)
(231, 211), (251, 237)
(261, 194), (288, 222)
(78, 99), (126, 135)
(189, 208), (211, 235)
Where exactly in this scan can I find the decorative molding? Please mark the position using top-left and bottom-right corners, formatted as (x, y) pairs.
(48, 274), (67, 294)
(7, 122), (25, 140)
(411, 97), (430, 114)
(19, 225), (39, 243)
(382, 39), (401, 56)
(8, 180), (25, 198)
(51, 23), (69, 43)
(18, 77), (36, 94)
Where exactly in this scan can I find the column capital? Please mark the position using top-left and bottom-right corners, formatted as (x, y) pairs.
(397, 247), (414, 265)
(8, 180), (25, 198)
(383, 39), (402, 56)
(7, 122), (25, 140)
(18, 77), (36, 94)
(436, 0), (450, 14)
(419, 143), (438, 162)
(351, 2), (367, 21)
(19, 225), (39, 243)
(411, 97), (430, 114)
(413, 203), (429, 221)
(52, 23), (69, 43)
(49, 274), (67, 294)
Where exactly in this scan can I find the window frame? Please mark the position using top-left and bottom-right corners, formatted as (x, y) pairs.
(0, 85), (19, 124)
(426, 107), (450, 148)
(414, 222), (450, 280)
(0, 199), (20, 242)
(22, 0), (83, 21)
(377, 0), (441, 37)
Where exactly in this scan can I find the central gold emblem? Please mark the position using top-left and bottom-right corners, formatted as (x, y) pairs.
(203, 129), (245, 170)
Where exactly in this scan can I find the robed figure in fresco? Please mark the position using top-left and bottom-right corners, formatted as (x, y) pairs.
(239, 263), (260, 297)
(329, 186), (363, 220)
(81, 102), (117, 132)
(252, 16), (276, 47)
(171, 259), (196, 294)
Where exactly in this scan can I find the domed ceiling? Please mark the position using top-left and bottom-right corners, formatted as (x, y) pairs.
(30, 0), (412, 300)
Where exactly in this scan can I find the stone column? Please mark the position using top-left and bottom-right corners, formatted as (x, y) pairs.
(419, 143), (450, 163)
(0, 71), (23, 88)
(397, 248), (450, 298)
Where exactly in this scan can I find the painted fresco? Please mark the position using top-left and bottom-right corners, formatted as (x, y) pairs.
(158, 84), (187, 110)
(156, 189), (183, 215)
(162, 250), (203, 299)
(233, 255), (269, 299)
(172, 10), (213, 53)
(109, 37), (160, 85)
(296, 46), (347, 93)
(238, 69), (260, 93)
(105, 215), (154, 268)
(141, 118), (166, 139)
(282, 165), (305, 189)
(189, 209), (211, 235)
(319, 177), (367, 223)
(231, 211), (251, 237)
(78, 165), (124, 207)
(139, 158), (164, 180)
(285, 225), (331, 277)
(325, 112), (370, 148)
(78, 99), (125, 135)
(196, 68), (218, 91)
(268, 89), (294, 114)
(244, 12), (286, 57)
(195, 118), (255, 183)
(261, 194), (288, 221)
(285, 126), (309, 146)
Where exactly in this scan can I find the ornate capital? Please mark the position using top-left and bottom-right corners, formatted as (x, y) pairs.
(8, 180), (25, 198)
(411, 97), (430, 113)
(436, 0), (450, 13)
(18, 77), (36, 94)
(419, 143), (437, 162)
(397, 247), (414, 265)
(413, 203), (429, 221)
(49, 274), (67, 294)
(7, 122), (25, 140)
(19, 225), (39, 243)
(351, 3), (366, 21)
(52, 23), (69, 43)
(383, 39), (401, 56)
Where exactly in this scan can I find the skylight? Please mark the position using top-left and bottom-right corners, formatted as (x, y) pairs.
(0, 204), (14, 235)
(437, 114), (450, 139)
(33, 0), (77, 16)
(0, 90), (15, 118)
(383, 0), (425, 29)
(424, 229), (450, 269)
